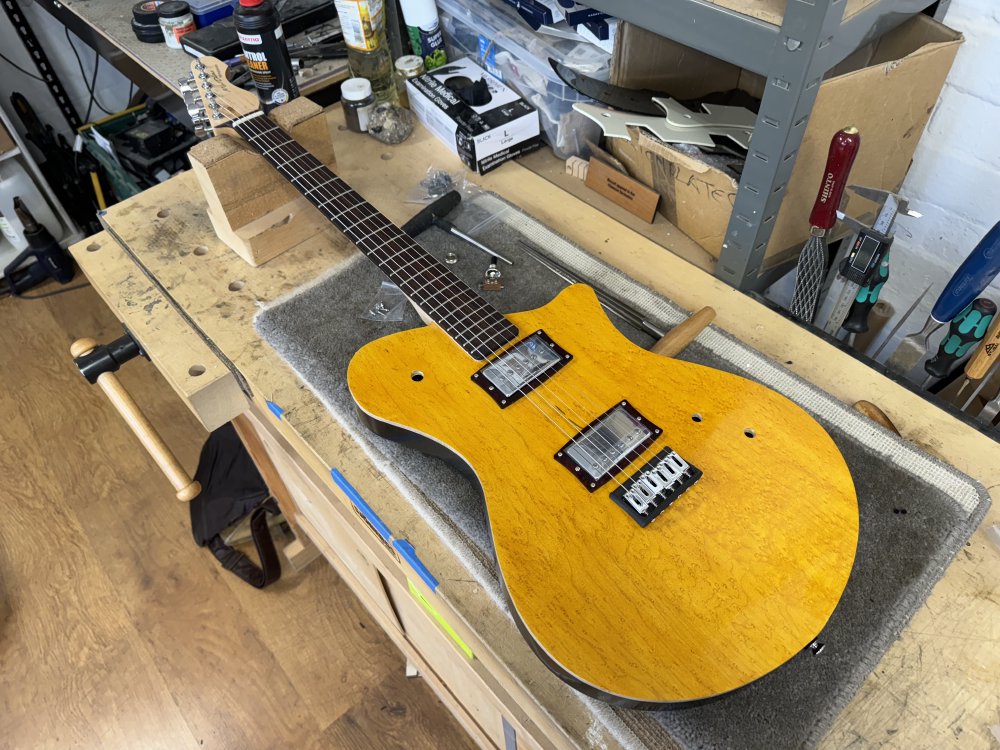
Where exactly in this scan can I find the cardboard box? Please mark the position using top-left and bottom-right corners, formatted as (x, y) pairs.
(0, 122), (15, 155)
(407, 57), (541, 174)
(608, 15), (962, 262)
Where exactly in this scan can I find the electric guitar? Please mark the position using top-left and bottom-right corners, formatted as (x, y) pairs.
(186, 58), (858, 707)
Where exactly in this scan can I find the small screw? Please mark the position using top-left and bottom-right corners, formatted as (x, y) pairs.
(785, 37), (802, 51)
(808, 641), (825, 656)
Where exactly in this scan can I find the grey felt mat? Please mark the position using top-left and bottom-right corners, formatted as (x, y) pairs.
(255, 195), (990, 750)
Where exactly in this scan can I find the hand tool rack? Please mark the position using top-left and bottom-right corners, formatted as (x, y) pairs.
(583, 0), (952, 291)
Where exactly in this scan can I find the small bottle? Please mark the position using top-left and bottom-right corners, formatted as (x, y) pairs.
(342, 78), (376, 133)
(398, 0), (447, 70)
(234, 0), (300, 112)
(158, 1), (196, 49)
(394, 55), (424, 109)
(333, 0), (398, 104)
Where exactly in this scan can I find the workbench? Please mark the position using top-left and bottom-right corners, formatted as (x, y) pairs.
(70, 107), (999, 749)
(30, 0), (348, 121)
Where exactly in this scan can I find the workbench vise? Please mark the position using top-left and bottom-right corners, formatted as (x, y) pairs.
(72, 330), (147, 383)
(187, 97), (336, 267)
(70, 331), (201, 502)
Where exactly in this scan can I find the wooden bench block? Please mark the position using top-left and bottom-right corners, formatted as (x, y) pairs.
(188, 97), (336, 267)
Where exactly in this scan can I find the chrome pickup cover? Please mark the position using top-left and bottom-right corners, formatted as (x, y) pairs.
(555, 401), (661, 491)
(472, 330), (571, 408)
(610, 447), (702, 528)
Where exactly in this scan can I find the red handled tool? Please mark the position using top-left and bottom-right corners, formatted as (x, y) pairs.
(788, 127), (861, 323)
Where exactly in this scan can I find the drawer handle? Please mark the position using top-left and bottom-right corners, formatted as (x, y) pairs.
(71, 336), (202, 502)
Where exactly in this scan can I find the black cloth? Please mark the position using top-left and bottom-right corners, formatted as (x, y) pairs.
(189, 423), (281, 588)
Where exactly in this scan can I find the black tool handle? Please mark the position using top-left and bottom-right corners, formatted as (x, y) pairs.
(842, 253), (890, 333)
(400, 190), (462, 236)
(924, 298), (997, 379)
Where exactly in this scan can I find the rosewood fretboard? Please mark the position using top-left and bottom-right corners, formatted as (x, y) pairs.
(233, 112), (518, 360)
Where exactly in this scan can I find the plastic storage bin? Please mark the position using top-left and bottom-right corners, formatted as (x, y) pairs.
(188, 0), (236, 27)
(436, 0), (609, 158)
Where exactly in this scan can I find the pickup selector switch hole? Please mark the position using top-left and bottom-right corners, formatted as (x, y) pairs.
(744, 428), (756, 438)
(411, 371), (424, 382)
(188, 364), (206, 377)
(691, 413), (703, 423)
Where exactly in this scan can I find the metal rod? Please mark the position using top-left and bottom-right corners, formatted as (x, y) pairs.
(445, 224), (514, 266)
(517, 239), (665, 338)
(960, 358), (1000, 412)
(870, 284), (932, 359)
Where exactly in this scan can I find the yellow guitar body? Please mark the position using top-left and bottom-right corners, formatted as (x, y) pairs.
(348, 284), (858, 705)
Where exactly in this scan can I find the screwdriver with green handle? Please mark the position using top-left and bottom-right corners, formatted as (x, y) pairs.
(920, 298), (996, 388)
(886, 219), (1000, 375)
(841, 252), (890, 345)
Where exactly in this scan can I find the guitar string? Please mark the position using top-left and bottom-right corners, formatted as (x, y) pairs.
(228, 109), (650, 490)
(227, 110), (649, 487)
(223, 106), (652, 489)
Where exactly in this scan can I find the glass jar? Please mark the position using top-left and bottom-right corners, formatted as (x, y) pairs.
(394, 55), (425, 109)
(342, 77), (376, 132)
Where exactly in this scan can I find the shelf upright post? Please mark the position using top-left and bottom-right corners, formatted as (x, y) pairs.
(716, 0), (851, 290)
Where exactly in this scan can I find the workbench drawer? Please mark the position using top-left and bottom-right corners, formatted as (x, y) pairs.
(385, 576), (546, 750)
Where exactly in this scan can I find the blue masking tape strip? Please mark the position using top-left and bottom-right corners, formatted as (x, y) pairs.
(392, 538), (439, 592)
(265, 400), (284, 419)
(330, 468), (392, 542)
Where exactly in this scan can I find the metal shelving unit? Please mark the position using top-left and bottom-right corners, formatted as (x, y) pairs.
(584, 0), (952, 290)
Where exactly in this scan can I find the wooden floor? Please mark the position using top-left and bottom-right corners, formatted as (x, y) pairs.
(0, 282), (475, 750)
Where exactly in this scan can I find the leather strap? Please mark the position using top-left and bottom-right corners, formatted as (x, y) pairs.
(207, 499), (281, 588)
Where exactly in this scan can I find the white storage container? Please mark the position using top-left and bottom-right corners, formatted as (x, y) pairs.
(436, 0), (609, 157)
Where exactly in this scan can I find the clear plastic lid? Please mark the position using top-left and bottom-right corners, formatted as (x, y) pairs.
(341, 78), (374, 102)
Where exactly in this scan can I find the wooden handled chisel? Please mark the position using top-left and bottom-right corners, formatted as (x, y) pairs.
(955, 314), (1000, 402)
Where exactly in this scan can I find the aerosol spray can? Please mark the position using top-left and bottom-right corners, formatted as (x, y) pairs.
(234, 0), (299, 112)
(398, 0), (446, 70)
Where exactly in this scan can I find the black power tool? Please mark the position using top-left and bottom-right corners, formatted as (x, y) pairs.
(2, 197), (75, 296)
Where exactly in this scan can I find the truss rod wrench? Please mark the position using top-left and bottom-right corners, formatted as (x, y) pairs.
(401, 190), (514, 266)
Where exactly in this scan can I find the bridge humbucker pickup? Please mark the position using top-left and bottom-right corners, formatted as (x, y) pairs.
(610, 447), (702, 528)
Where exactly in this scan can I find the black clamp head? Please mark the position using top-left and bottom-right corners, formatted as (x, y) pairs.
(73, 328), (147, 383)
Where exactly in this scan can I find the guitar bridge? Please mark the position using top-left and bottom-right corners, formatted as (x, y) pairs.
(610, 447), (702, 527)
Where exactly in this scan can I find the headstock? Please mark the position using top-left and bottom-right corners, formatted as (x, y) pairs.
(178, 57), (260, 137)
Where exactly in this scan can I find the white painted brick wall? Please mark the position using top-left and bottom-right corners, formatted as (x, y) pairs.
(873, 0), (1000, 361)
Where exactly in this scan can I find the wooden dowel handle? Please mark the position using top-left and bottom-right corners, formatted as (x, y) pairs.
(852, 400), (901, 436)
(72, 338), (201, 502)
(651, 307), (716, 358)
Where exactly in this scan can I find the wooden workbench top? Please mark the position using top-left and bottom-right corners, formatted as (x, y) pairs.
(77, 107), (999, 749)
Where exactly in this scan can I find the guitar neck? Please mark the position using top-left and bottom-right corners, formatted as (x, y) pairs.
(232, 112), (518, 361)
